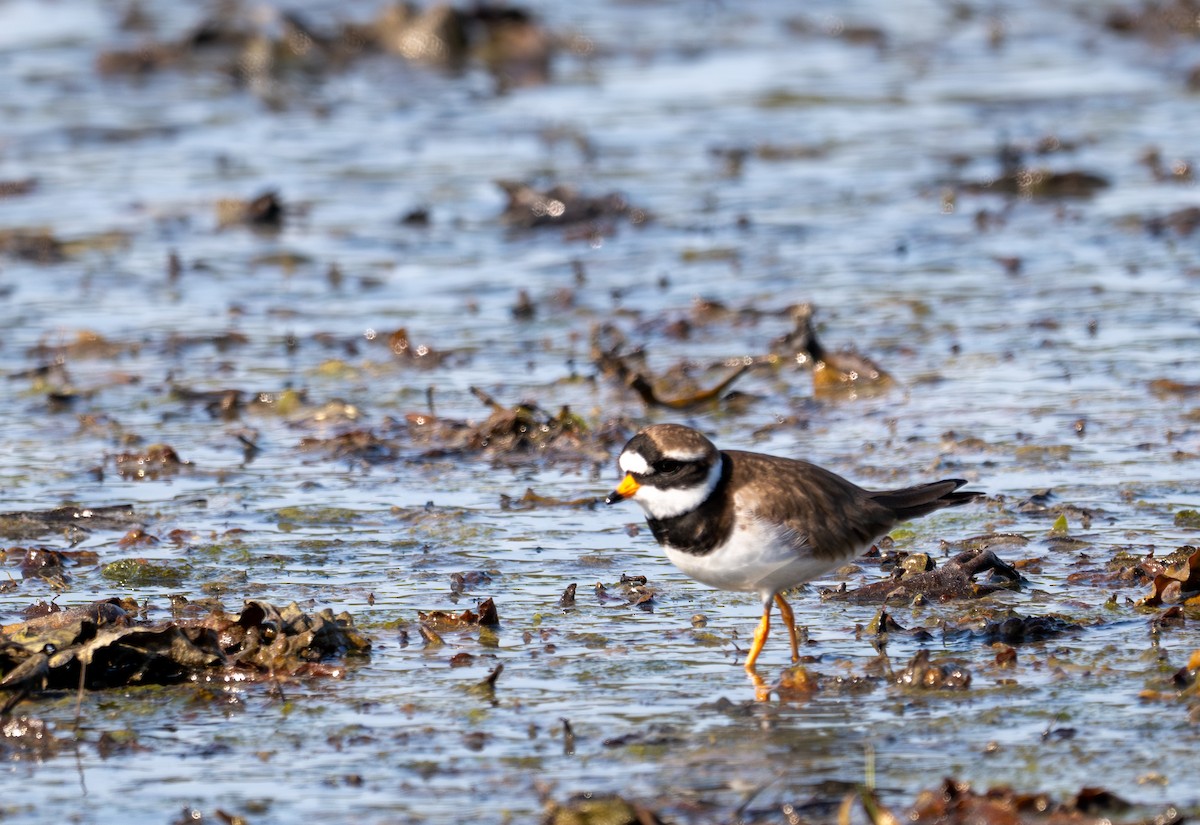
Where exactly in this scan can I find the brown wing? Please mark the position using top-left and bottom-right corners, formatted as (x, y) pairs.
(725, 451), (981, 562)
(723, 450), (898, 564)
(868, 480), (982, 521)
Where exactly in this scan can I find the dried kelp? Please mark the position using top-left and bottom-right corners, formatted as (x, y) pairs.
(97, 3), (554, 89)
(775, 304), (895, 398)
(907, 778), (1149, 825)
(408, 386), (628, 464)
(961, 169), (1109, 198)
(825, 549), (1022, 604)
(500, 488), (604, 510)
(497, 181), (645, 230)
(947, 610), (1084, 644)
(298, 429), (401, 464)
(542, 793), (665, 825)
(0, 599), (369, 695)
(1140, 545), (1200, 606)
(419, 597), (500, 631)
(0, 228), (66, 263)
(112, 444), (190, 480)
(216, 191), (285, 229)
(896, 649), (972, 690)
(591, 324), (756, 410)
(0, 503), (138, 541)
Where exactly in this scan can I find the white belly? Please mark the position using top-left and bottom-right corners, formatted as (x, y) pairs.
(661, 516), (867, 599)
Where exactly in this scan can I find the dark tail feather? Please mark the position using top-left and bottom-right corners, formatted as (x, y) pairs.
(869, 479), (983, 521)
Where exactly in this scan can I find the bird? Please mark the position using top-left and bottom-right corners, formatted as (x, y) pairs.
(605, 424), (982, 672)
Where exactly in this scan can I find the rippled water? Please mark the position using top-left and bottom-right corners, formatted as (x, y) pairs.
(2, 0), (1199, 822)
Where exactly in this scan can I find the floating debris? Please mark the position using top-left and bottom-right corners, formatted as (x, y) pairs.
(0, 227), (66, 263)
(298, 429), (400, 464)
(961, 169), (1110, 199)
(16, 548), (73, 582)
(591, 324), (756, 410)
(1144, 206), (1200, 237)
(907, 778), (1145, 824)
(601, 723), (683, 749)
(0, 599), (369, 693)
(0, 504), (137, 541)
(611, 575), (656, 609)
(169, 385), (247, 419)
(826, 549), (1022, 604)
(377, 327), (450, 366)
(896, 649), (972, 690)
(499, 488), (603, 510)
(542, 793), (666, 825)
(497, 180), (645, 230)
(558, 583), (577, 607)
(944, 610), (1084, 644)
(0, 178), (37, 198)
(117, 528), (160, 549)
(1140, 546), (1200, 606)
(449, 571), (494, 595)
(776, 304), (895, 399)
(417, 386), (624, 463)
(419, 597), (500, 630)
(113, 444), (190, 480)
(1150, 378), (1200, 397)
(940, 532), (1031, 553)
(97, 3), (555, 89)
(26, 329), (140, 360)
(216, 191), (285, 229)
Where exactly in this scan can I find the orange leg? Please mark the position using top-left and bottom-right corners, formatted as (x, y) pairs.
(744, 603), (771, 672)
(774, 594), (800, 663)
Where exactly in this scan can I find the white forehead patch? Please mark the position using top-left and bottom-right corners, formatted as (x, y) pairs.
(619, 451), (651, 475)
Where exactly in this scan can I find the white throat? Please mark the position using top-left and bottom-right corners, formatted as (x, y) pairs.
(631, 456), (724, 520)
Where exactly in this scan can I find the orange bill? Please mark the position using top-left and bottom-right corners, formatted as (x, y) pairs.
(604, 473), (641, 505)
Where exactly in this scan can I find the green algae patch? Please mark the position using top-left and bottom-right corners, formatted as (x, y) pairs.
(1014, 444), (1072, 463)
(101, 558), (189, 587)
(571, 632), (610, 649)
(191, 541), (252, 564)
(690, 630), (727, 647)
(313, 359), (361, 380)
(276, 506), (363, 529)
(1174, 509), (1200, 528)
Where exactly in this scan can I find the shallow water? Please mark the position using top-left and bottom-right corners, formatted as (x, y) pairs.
(2, 0), (1200, 822)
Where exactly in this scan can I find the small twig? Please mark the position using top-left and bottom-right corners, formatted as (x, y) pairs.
(561, 718), (575, 755)
(469, 385), (505, 412)
(74, 655), (87, 725)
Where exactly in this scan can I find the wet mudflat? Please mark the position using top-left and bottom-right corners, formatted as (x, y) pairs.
(2, 0), (1200, 822)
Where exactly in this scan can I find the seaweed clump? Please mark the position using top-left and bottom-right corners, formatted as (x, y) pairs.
(0, 598), (370, 700)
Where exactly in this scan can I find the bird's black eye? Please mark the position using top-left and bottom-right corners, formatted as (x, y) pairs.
(655, 459), (683, 474)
